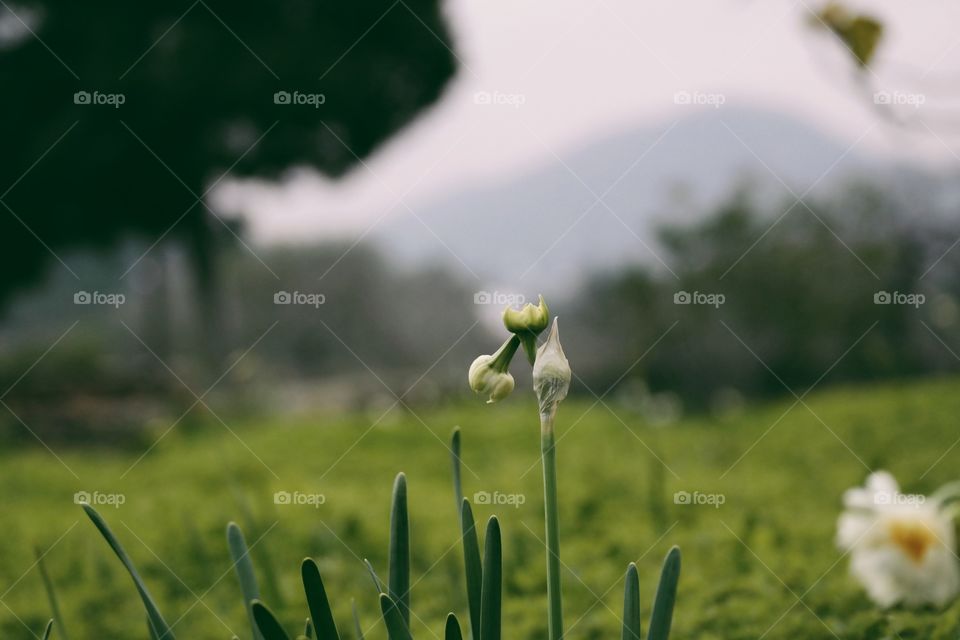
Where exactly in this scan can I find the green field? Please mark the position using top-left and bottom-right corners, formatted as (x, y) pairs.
(4, 377), (960, 639)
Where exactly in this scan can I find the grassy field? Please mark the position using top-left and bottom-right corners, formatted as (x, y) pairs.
(3, 377), (960, 639)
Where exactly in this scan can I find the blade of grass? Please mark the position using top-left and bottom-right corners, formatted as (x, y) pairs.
(363, 559), (386, 594)
(302, 558), (340, 640)
(304, 618), (314, 639)
(81, 504), (174, 640)
(252, 600), (291, 640)
(36, 548), (69, 640)
(351, 600), (364, 640)
(378, 593), (413, 640)
(460, 499), (482, 640)
(388, 473), (410, 627)
(451, 427), (464, 509)
(622, 563), (641, 640)
(41, 619), (53, 640)
(227, 522), (264, 640)
(479, 517), (501, 640)
(445, 613), (463, 640)
(647, 547), (681, 640)
(238, 498), (283, 608)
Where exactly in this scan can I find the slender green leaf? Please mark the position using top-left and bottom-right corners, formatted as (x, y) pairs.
(460, 500), (482, 640)
(445, 613), (463, 640)
(304, 618), (314, 639)
(479, 517), (501, 640)
(238, 498), (283, 608)
(36, 548), (69, 640)
(41, 619), (53, 640)
(81, 504), (175, 640)
(378, 593), (412, 640)
(451, 427), (463, 509)
(351, 600), (364, 640)
(647, 547), (681, 640)
(622, 563), (641, 640)
(302, 558), (340, 640)
(252, 600), (291, 640)
(388, 473), (410, 627)
(363, 559), (386, 594)
(227, 522), (264, 640)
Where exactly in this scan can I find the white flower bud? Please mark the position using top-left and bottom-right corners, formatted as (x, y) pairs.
(533, 318), (570, 421)
(468, 355), (515, 403)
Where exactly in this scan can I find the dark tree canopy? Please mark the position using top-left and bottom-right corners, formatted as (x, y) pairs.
(1, 0), (457, 300)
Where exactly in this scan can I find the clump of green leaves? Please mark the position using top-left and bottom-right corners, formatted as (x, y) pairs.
(57, 298), (680, 639)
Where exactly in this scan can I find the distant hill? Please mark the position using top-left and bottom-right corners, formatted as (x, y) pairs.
(373, 107), (896, 294)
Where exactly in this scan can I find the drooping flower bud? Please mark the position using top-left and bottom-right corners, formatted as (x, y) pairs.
(468, 335), (520, 403)
(533, 318), (571, 423)
(502, 295), (550, 364)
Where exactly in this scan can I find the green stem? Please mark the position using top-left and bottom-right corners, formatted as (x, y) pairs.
(491, 335), (521, 371)
(541, 415), (563, 640)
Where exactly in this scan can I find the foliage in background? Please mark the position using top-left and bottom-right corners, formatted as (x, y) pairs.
(565, 182), (960, 408)
(8, 180), (960, 441)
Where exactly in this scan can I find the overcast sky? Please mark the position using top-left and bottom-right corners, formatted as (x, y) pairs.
(214, 0), (960, 242)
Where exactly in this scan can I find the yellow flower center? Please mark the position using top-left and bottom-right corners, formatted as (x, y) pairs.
(888, 519), (937, 564)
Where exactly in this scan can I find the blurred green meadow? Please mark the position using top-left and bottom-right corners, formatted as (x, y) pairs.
(4, 377), (960, 639)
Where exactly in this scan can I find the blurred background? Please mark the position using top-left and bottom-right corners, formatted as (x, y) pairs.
(4, 0), (960, 445)
(8, 2), (960, 638)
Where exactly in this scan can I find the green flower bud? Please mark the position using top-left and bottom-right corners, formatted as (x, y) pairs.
(533, 318), (570, 423)
(468, 335), (520, 403)
(502, 295), (550, 364)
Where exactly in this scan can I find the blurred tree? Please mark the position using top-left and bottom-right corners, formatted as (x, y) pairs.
(566, 183), (960, 408)
(0, 0), (457, 317)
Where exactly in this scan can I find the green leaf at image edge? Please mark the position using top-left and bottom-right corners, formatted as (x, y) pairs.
(227, 522), (264, 640)
(622, 563), (641, 640)
(252, 600), (291, 640)
(460, 499), (482, 640)
(480, 517), (501, 640)
(445, 612), (463, 640)
(302, 558), (340, 640)
(81, 504), (175, 640)
(647, 547), (680, 640)
(379, 593), (413, 640)
(388, 473), (410, 627)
